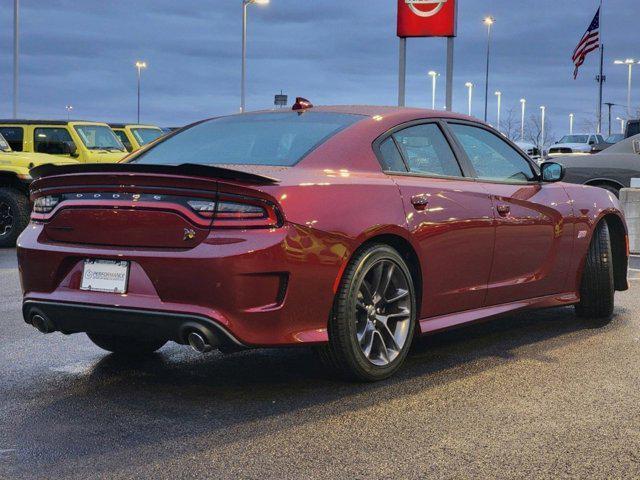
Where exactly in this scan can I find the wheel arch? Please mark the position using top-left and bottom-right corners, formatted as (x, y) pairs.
(0, 172), (29, 193)
(584, 178), (625, 193)
(601, 213), (629, 291)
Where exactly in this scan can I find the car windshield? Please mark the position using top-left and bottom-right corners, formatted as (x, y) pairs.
(131, 127), (163, 146)
(132, 112), (363, 166)
(559, 135), (589, 143)
(0, 133), (11, 152)
(74, 125), (125, 151)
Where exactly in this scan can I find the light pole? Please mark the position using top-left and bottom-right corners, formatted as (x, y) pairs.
(483, 16), (495, 122)
(520, 98), (526, 141)
(494, 91), (502, 132)
(242, 0), (269, 113)
(135, 61), (147, 124)
(428, 71), (439, 110)
(540, 106), (546, 150)
(616, 117), (626, 134)
(569, 113), (574, 135)
(13, 0), (19, 118)
(614, 59), (640, 118)
(65, 105), (73, 121)
(465, 82), (473, 116)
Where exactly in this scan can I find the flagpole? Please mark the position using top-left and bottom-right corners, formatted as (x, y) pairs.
(597, 0), (604, 134)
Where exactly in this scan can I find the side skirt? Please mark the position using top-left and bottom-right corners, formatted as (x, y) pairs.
(419, 292), (579, 335)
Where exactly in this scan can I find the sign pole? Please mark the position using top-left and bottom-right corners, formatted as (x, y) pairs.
(398, 37), (407, 107)
(445, 37), (454, 111)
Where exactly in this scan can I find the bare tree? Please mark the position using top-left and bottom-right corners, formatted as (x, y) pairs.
(525, 114), (555, 149)
(501, 107), (521, 141)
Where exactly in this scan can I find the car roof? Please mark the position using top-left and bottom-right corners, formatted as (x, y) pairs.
(294, 105), (472, 120)
(109, 123), (161, 129)
(0, 119), (107, 126)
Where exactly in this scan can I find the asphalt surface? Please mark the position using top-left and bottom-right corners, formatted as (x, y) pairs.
(1, 248), (640, 479)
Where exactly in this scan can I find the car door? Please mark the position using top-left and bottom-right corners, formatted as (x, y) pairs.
(446, 122), (575, 305)
(375, 120), (495, 319)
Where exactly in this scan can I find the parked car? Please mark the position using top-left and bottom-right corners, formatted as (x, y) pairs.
(515, 141), (542, 163)
(626, 119), (640, 138)
(0, 120), (127, 164)
(18, 104), (628, 381)
(590, 134), (625, 154)
(0, 131), (78, 247)
(548, 134), (604, 155)
(555, 133), (640, 196)
(109, 123), (164, 152)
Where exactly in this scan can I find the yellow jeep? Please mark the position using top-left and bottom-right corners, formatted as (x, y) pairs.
(0, 120), (128, 164)
(0, 131), (79, 247)
(109, 123), (164, 152)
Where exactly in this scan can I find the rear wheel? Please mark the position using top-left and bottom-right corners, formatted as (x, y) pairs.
(0, 187), (30, 248)
(87, 333), (166, 355)
(575, 221), (615, 325)
(320, 244), (417, 382)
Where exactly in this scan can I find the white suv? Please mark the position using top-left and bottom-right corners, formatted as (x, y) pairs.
(549, 134), (604, 155)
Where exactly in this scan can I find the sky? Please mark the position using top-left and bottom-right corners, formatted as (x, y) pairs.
(0, 0), (637, 140)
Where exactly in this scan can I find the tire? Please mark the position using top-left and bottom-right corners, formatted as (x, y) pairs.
(87, 333), (166, 355)
(320, 244), (417, 382)
(575, 221), (615, 325)
(0, 187), (30, 248)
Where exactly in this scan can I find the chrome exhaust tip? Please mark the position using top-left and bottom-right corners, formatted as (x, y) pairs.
(187, 331), (214, 354)
(31, 314), (55, 334)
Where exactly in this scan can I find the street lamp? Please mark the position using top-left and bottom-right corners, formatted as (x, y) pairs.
(428, 71), (439, 110)
(135, 60), (147, 124)
(494, 91), (502, 132)
(465, 82), (474, 116)
(13, 0), (19, 118)
(241, 0), (270, 113)
(483, 16), (495, 122)
(569, 113), (574, 135)
(616, 116), (626, 134)
(520, 98), (526, 140)
(540, 106), (546, 150)
(614, 58), (640, 118)
(65, 105), (73, 121)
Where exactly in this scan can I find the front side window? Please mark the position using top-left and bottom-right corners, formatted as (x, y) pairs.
(449, 123), (535, 183)
(114, 130), (133, 152)
(74, 125), (125, 151)
(34, 127), (73, 155)
(0, 127), (24, 151)
(131, 127), (163, 146)
(391, 124), (462, 177)
(132, 112), (363, 166)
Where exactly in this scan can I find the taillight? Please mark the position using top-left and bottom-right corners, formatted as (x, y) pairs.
(33, 195), (60, 213)
(187, 196), (281, 228)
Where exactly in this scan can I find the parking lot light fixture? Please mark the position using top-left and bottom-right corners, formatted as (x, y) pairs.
(483, 16), (495, 122)
(135, 61), (147, 124)
(520, 98), (526, 141)
(65, 105), (73, 121)
(614, 59), (640, 118)
(241, 0), (270, 113)
(428, 71), (439, 110)
(494, 91), (502, 132)
(569, 113), (574, 135)
(465, 82), (474, 116)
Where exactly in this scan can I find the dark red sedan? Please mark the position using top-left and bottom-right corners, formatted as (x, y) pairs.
(17, 104), (629, 381)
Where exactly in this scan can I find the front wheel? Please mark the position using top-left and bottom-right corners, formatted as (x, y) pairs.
(320, 244), (417, 382)
(87, 333), (166, 355)
(575, 221), (615, 325)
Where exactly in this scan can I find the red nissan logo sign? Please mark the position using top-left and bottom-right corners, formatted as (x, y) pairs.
(397, 0), (457, 38)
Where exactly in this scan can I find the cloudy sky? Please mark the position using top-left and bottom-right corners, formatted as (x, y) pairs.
(0, 0), (636, 138)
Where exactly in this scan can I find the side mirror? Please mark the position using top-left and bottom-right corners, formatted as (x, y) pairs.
(62, 140), (78, 157)
(540, 161), (565, 183)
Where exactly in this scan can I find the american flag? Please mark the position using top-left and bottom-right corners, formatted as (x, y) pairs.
(573, 8), (601, 79)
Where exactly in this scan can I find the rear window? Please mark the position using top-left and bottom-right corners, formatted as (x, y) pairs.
(132, 112), (363, 166)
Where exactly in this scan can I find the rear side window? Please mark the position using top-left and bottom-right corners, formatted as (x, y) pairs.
(449, 123), (535, 183)
(391, 124), (462, 177)
(132, 112), (363, 166)
(34, 127), (73, 155)
(114, 130), (133, 152)
(0, 127), (24, 151)
(379, 138), (407, 172)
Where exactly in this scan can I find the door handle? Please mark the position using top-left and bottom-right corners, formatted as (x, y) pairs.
(496, 204), (510, 216)
(411, 195), (429, 211)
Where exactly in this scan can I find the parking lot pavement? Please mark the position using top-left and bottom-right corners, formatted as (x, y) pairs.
(1, 248), (640, 480)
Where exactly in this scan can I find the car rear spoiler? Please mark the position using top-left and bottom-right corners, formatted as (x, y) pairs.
(29, 163), (280, 185)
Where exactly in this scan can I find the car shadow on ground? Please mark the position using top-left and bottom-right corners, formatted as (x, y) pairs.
(9, 305), (627, 475)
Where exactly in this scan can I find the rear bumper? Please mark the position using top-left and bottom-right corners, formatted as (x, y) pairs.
(17, 222), (347, 346)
